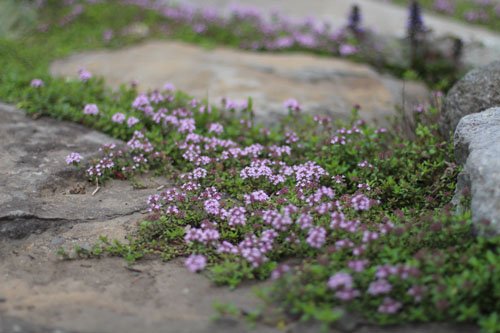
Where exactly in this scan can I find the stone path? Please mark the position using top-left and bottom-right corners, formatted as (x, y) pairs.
(51, 41), (428, 124)
(179, 0), (500, 66)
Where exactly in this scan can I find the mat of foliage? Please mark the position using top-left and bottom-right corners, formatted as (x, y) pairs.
(0, 1), (498, 333)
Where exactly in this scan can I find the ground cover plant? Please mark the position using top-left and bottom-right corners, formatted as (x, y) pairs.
(0, 1), (499, 332)
(388, 0), (500, 32)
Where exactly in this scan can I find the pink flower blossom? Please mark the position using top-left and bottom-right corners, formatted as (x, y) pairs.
(348, 259), (369, 272)
(127, 116), (140, 127)
(111, 112), (126, 124)
(185, 254), (207, 273)
(283, 98), (301, 112)
(83, 103), (99, 115)
(327, 272), (353, 290)
(65, 152), (82, 165)
(30, 79), (44, 88)
(244, 190), (270, 205)
(208, 123), (224, 135)
(368, 279), (392, 295)
(339, 44), (357, 56)
(306, 226), (326, 248)
(78, 68), (92, 82)
(163, 82), (176, 92)
(227, 206), (247, 226)
(351, 193), (371, 211)
(378, 297), (402, 314)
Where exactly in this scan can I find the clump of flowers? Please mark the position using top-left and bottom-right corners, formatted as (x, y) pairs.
(65, 152), (82, 165)
(185, 254), (207, 273)
(111, 112), (126, 124)
(78, 68), (92, 82)
(83, 103), (99, 115)
(30, 78), (44, 88)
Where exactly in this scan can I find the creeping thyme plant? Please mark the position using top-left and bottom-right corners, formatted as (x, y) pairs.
(0, 0), (499, 332)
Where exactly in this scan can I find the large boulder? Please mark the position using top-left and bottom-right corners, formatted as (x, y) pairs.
(442, 61), (500, 136)
(453, 107), (500, 236)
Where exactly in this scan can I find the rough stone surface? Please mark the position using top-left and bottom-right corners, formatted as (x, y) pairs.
(442, 61), (500, 136)
(50, 40), (429, 124)
(453, 107), (500, 236)
(0, 220), (277, 333)
(0, 103), (164, 239)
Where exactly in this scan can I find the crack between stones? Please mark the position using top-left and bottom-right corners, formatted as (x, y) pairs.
(0, 208), (145, 239)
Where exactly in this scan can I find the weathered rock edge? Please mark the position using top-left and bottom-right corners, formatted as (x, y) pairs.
(453, 107), (500, 236)
(0, 102), (159, 239)
(442, 61), (500, 137)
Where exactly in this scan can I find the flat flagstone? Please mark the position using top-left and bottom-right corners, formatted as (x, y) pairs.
(51, 40), (429, 124)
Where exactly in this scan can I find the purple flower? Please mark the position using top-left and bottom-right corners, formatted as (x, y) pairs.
(271, 264), (291, 280)
(351, 193), (371, 211)
(65, 152), (82, 165)
(339, 44), (357, 56)
(368, 279), (392, 295)
(83, 103), (99, 115)
(103, 29), (114, 42)
(433, 0), (454, 14)
(378, 297), (402, 314)
(177, 118), (196, 133)
(163, 82), (176, 92)
(78, 68), (92, 82)
(204, 198), (220, 215)
(283, 98), (301, 112)
(132, 94), (150, 110)
(407, 285), (426, 302)
(348, 259), (369, 272)
(335, 288), (360, 301)
(306, 226), (326, 248)
(224, 98), (248, 111)
(414, 104), (426, 113)
(297, 213), (313, 230)
(185, 254), (207, 273)
(208, 123), (224, 135)
(227, 206), (247, 226)
(30, 79), (44, 88)
(127, 116), (140, 127)
(111, 112), (126, 124)
(327, 272), (353, 290)
(244, 190), (269, 205)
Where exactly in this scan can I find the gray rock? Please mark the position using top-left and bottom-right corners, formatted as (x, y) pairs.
(0, 103), (159, 239)
(442, 61), (500, 136)
(453, 107), (500, 236)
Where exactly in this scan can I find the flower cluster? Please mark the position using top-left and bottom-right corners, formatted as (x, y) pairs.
(65, 152), (82, 165)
